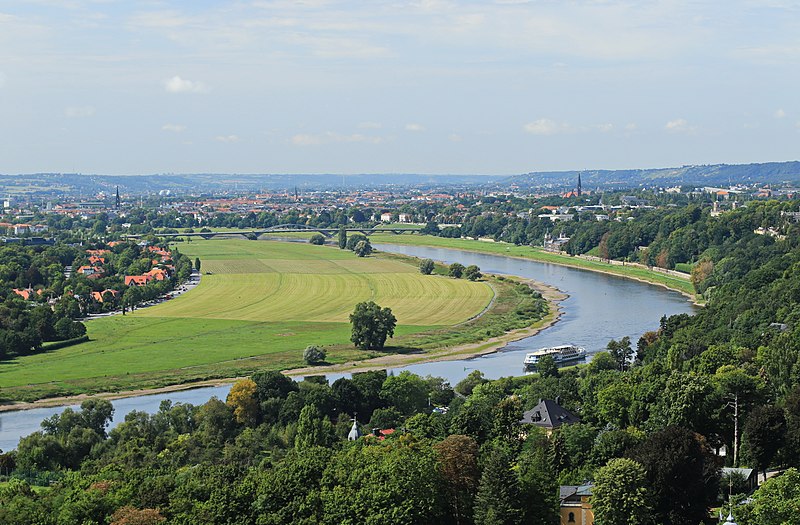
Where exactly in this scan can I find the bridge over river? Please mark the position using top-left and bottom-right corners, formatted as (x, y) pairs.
(123, 223), (423, 240)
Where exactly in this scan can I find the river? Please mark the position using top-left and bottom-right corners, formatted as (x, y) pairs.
(0, 244), (695, 451)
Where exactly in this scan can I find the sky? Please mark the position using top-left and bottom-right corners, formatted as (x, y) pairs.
(0, 0), (799, 175)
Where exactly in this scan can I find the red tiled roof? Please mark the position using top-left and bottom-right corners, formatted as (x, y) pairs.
(125, 275), (153, 286)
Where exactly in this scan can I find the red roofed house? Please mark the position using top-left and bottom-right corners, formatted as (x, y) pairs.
(88, 256), (106, 265)
(145, 268), (169, 281)
(77, 266), (105, 278)
(13, 288), (42, 300)
(77, 265), (104, 277)
(367, 428), (396, 441)
(125, 275), (153, 286)
(91, 289), (120, 302)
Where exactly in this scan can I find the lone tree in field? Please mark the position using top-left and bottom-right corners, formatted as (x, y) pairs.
(338, 226), (347, 249)
(353, 240), (372, 257)
(464, 265), (482, 281)
(350, 301), (396, 350)
(449, 262), (465, 279)
(194, 257), (201, 272)
(419, 259), (435, 275)
(303, 345), (326, 365)
(309, 233), (325, 245)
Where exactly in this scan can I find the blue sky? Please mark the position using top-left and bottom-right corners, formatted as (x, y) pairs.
(0, 0), (798, 175)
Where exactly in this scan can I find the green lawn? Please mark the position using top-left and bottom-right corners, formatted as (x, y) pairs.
(368, 234), (696, 296)
(0, 240), (491, 401)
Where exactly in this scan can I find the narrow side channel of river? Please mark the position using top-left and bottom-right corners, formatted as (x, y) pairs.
(0, 244), (695, 451)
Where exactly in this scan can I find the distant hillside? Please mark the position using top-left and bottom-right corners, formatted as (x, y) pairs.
(2, 161), (799, 198)
(504, 161), (800, 191)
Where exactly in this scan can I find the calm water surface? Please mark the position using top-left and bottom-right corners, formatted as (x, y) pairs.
(0, 244), (695, 450)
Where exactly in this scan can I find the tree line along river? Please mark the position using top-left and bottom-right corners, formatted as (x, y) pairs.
(0, 244), (696, 451)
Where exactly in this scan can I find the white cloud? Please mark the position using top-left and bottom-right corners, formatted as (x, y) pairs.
(164, 76), (209, 93)
(594, 123), (614, 133)
(291, 132), (384, 146)
(775, 108), (786, 118)
(624, 123), (638, 131)
(64, 106), (95, 118)
(449, 133), (463, 142)
(523, 118), (570, 135)
(358, 121), (382, 129)
(405, 123), (425, 132)
(216, 135), (240, 143)
(665, 118), (694, 133)
(162, 124), (186, 133)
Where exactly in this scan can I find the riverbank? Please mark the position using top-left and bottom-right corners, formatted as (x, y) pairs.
(370, 234), (697, 300)
(0, 277), (565, 412)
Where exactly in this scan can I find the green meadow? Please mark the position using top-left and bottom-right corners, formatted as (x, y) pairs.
(0, 240), (492, 401)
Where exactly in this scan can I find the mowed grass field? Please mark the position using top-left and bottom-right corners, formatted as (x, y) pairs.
(0, 240), (492, 396)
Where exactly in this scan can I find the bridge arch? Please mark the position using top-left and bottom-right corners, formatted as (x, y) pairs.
(264, 224), (317, 231)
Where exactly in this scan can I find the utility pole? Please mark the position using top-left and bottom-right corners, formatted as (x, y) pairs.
(726, 393), (741, 467)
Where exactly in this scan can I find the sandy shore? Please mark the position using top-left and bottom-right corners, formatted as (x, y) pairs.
(0, 278), (566, 413)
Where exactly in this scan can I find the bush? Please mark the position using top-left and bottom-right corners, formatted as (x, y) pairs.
(448, 262), (465, 278)
(309, 234), (325, 245)
(354, 240), (372, 257)
(419, 259), (435, 275)
(303, 345), (326, 365)
(464, 265), (482, 281)
(346, 233), (368, 251)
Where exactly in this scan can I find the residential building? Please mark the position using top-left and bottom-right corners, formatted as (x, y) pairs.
(560, 484), (594, 525)
(519, 398), (581, 435)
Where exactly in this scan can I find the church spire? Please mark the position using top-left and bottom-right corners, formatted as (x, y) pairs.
(115, 186), (121, 209)
(577, 172), (582, 197)
(348, 416), (362, 441)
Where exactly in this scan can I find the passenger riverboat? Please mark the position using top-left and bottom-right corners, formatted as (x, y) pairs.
(523, 344), (586, 368)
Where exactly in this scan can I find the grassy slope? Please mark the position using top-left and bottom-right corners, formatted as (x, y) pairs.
(369, 234), (696, 296)
(0, 240), (491, 401)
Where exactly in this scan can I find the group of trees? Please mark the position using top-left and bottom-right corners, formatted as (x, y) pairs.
(418, 259), (482, 281)
(0, 237), (194, 362)
(449, 263), (482, 281)
(337, 229), (373, 257)
(1, 358), (732, 525)
(0, 244), (89, 360)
